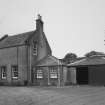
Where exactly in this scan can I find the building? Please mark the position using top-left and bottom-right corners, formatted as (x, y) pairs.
(34, 55), (67, 86)
(0, 15), (52, 85)
(68, 55), (105, 86)
(1, 14), (105, 86)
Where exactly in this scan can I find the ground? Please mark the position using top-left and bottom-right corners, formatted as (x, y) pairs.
(0, 86), (105, 105)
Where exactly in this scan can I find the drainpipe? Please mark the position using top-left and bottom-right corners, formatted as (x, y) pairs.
(29, 45), (32, 84)
(47, 66), (50, 86)
(58, 60), (61, 87)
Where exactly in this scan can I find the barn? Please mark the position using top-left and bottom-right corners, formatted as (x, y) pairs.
(68, 55), (105, 86)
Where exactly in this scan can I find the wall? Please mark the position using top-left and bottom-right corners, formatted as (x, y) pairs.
(63, 66), (68, 83)
(32, 66), (48, 86)
(89, 65), (105, 86)
(33, 66), (65, 86)
(66, 67), (77, 85)
(29, 31), (51, 65)
(37, 32), (51, 61)
(70, 67), (77, 84)
(28, 31), (52, 85)
(0, 45), (28, 85)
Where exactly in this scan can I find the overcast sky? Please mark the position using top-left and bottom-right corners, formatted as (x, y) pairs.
(0, 0), (105, 58)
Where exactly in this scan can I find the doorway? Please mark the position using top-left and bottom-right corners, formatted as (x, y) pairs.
(76, 67), (88, 85)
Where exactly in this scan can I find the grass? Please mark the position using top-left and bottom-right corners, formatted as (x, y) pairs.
(0, 86), (104, 105)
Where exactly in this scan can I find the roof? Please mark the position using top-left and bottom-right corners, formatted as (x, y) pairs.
(0, 31), (36, 48)
(36, 55), (65, 67)
(0, 31), (52, 53)
(68, 56), (105, 67)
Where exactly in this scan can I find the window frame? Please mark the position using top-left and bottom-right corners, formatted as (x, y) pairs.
(36, 67), (43, 79)
(33, 41), (37, 55)
(11, 65), (18, 79)
(49, 66), (58, 78)
(1, 66), (7, 80)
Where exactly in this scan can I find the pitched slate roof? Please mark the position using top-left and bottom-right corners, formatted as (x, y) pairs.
(68, 56), (105, 67)
(0, 30), (52, 54)
(0, 31), (35, 48)
(36, 55), (65, 67)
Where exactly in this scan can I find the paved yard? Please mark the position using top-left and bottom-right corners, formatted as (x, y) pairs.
(0, 86), (105, 105)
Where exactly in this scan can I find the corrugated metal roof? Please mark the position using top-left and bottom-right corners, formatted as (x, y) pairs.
(68, 56), (105, 67)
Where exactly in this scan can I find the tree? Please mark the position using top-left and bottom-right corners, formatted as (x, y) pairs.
(84, 51), (105, 57)
(63, 53), (77, 64)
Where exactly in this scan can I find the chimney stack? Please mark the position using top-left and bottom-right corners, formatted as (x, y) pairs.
(36, 14), (43, 32)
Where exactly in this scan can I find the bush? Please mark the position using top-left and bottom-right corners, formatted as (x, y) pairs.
(64, 81), (72, 86)
(24, 80), (28, 86)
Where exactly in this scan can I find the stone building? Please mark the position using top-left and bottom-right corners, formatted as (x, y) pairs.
(34, 55), (67, 86)
(0, 15), (52, 85)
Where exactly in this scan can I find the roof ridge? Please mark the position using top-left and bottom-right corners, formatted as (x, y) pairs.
(9, 30), (35, 37)
(68, 58), (86, 66)
(0, 30), (35, 49)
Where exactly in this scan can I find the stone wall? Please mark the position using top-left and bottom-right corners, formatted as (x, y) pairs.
(0, 45), (28, 85)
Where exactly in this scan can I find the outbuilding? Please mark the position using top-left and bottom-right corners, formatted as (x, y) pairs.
(68, 55), (105, 86)
(33, 55), (67, 86)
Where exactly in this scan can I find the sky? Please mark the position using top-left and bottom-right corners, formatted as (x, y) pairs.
(0, 0), (105, 58)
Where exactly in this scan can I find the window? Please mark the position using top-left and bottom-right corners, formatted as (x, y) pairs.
(37, 68), (43, 78)
(33, 41), (37, 55)
(12, 66), (18, 79)
(49, 67), (58, 78)
(1, 66), (7, 79)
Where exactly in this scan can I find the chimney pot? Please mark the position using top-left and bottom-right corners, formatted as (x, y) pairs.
(37, 14), (42, 20)
(36, 14), (43, 31)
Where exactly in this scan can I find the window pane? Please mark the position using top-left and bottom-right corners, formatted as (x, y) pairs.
(33, 41), (37, 55)
(1, 66), (7, 79)
(12, 66), (18, 79)
(49, 67), (58, 78)
(37, 69), (43, 78)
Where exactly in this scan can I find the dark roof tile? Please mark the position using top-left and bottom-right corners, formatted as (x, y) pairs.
(0, 31), (35, 48)
(36, 55), (65, 66)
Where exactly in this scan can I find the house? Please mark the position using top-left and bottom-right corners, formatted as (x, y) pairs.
(68, 55), (105, 86)
(0, 14), (52, 85)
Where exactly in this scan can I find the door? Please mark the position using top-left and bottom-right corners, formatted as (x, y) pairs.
(76, 67), (88, 85)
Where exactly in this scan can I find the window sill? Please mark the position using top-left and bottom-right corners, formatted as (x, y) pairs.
(12, 77), (18, 80)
